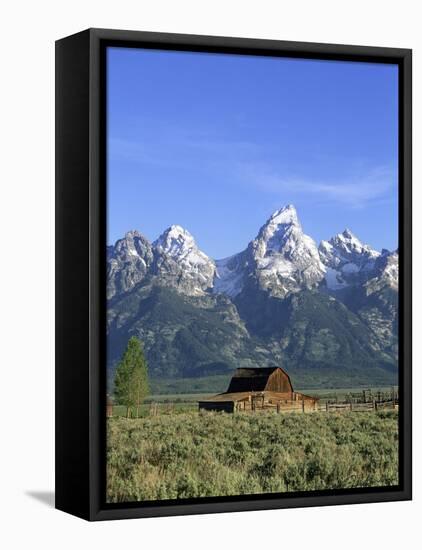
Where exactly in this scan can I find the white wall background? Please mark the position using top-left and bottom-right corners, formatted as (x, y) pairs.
(0, 1), (419, 547)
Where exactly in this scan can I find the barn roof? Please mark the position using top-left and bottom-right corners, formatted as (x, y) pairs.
(227, 366), (292, 393)
(198, 391), (249, 403)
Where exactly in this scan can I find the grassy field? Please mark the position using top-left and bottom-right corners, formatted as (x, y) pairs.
(106, 409), (399, 503)
(112, 401), (196, 417)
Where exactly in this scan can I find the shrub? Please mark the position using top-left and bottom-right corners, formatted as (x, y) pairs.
(106, 410), (398, 502)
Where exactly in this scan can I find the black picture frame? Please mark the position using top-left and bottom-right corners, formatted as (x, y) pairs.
(55, 28), (412, 521)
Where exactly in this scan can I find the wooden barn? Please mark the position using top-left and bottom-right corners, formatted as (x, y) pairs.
(198, 367), (318, 413)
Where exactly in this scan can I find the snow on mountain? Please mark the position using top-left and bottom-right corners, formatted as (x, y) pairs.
(107, 226), (215, 298)
(254, 204), (300, 255)
(153, 225), (216, 295)
(319, 229), (380, 289)
(107, 230), (154, 298)
(365, 248), (398, 294)
(106, 206), (398, 301)
(154, 225), (197, 257)
(214, 253), (247, 298)
(249, 205), (326, 297)
(213, 205), (326, 299)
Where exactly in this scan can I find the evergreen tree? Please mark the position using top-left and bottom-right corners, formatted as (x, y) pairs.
(114, 337), (149, 418)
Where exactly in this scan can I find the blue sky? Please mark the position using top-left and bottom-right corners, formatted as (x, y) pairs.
(107, 47), (398, 258)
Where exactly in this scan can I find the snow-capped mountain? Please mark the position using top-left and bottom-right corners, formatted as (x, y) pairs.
(153, 225), (215, 296)
(106, 205), (399, 388)
(317, 237), (398, 359)
(319, 229), (381, 290)
(107, 230), (153, 298)
(250, 205), (326, 297)
(214, 205), (326, 298)
(342, 247), (399, 358)
(365, 248), (399, 294)
(107, 225), (215, 299)
(106, 205), (398, 300)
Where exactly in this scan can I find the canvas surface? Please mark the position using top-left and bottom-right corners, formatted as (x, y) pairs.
(105, 47), (399, 503)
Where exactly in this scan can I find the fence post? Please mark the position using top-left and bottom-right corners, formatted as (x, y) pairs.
(302, 398), (305, 413)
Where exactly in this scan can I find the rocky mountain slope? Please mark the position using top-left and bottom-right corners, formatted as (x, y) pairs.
(214, 205), (325, 299)
(106, 205), (399, 389)
(319, 228), (380, 290)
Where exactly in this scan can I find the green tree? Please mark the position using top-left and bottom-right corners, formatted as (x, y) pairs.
(114, 337), (149, 418)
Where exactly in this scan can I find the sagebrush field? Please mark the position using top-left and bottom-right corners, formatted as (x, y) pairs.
(106, 410), (398, 502)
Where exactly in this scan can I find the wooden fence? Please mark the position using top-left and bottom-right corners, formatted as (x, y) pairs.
(319, 400), (398, 413)
(317, 387), (399, 414)
(108, 387), (399, 417)
(232, 402), (315, 414)
(245, 399), (398, 415)
(233, 388), (399, 415)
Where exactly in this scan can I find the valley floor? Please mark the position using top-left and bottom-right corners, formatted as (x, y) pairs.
(110, 385), (398, 418)
(106, 409), (398, 503)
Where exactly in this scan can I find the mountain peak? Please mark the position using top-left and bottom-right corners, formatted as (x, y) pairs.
(269, 204), (299, 226)
(342, 228), (355, 239)
(334, 228), (362, 247)
(107, 230), (154, 298)
(247, 204), (325, 298)
(152, 225), (215, 296)
(154, 225), (196, 256)
(114, 230), (151, 254)
(330, 229), (378, 259)
(162, 224), (193, 240)
(319, 228), (382, 290)
(256, 204), (301, 248)
(169, 224), (190, 234)
(122, 229), (149, 243)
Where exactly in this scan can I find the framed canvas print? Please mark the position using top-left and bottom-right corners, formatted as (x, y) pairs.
(55, 28), (412, 521)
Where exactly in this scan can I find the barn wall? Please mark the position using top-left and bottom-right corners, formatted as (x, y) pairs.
(265, 369), (293, 393)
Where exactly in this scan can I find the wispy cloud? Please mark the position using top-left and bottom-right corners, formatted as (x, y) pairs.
(236, 163), (397, 208)
(109, 131), (261, 168)
(110, 123), (397, 211)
